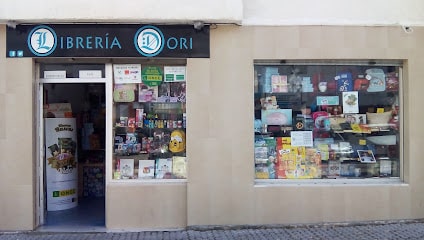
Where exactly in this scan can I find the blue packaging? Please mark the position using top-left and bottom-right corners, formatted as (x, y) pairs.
(336, 72), (353, 92)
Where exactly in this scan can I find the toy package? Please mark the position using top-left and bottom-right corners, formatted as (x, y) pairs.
(385, 72), (399, 91)
(354, 76), (369, 91)
(366, 68), (386, 92)
(288, 68), (302, 93)
(335, 72), (353, 92)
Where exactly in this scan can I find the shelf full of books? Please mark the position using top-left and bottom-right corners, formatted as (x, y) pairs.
(112, 64), (187, 180)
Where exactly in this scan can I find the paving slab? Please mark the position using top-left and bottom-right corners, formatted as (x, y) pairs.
(1, 220), (424, 240)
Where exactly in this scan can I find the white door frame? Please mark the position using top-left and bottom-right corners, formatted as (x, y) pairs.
(35, 63), (111, 227)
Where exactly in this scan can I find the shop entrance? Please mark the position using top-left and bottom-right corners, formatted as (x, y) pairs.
(37, 80), (106, 231)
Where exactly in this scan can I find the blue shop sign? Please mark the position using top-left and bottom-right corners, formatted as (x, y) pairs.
(6, 24), (210, 58)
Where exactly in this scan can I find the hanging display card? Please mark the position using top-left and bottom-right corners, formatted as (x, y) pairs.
(79, 70), (102, 78)
(291, 131), (313, 147)
(113, 64), (142, 84)
(44, 70), (66, 79)
(342, 91), (359, 113)
(142, 66), (163, 86)
(164, 66), (186, 82)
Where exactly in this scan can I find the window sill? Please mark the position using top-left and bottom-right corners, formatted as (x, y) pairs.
(254, 177), (404, 186)
(109, 179), (187, 185)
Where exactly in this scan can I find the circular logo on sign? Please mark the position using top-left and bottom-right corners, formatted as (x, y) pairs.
(27, 25), (57, 57)
(134, 26), (164, 57)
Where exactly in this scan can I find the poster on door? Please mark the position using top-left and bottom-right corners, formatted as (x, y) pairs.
(45, 118), (78, 211)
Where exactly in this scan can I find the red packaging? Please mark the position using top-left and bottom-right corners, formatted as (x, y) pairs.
(354, 78), (369, 91)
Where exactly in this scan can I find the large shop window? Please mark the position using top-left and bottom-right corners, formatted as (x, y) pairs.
(254, 60), (402, 181)
(112, 64), (187, 180)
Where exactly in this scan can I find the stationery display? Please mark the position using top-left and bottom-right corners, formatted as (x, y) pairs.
(254, 63), (400, 180)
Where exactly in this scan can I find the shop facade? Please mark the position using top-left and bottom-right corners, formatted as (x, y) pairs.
(1, 1), (424, 232)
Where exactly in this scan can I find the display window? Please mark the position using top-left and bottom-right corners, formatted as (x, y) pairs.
(112, 63), (187, 180)
(254, 60), (402, 180)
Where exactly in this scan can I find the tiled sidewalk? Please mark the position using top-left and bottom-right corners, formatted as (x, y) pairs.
(1, 220), (424, 240)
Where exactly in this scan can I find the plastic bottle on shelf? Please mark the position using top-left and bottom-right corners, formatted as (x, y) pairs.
(183, 113), (186, 128)
(154, 114), (159, 128)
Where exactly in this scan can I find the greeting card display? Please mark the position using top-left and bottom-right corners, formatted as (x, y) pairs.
(120, 158), (134, 179)
(172, 156), (187, 178)
(138, 160), (155, 179)
(342, 91), (359, 114)
(155, 158), (173, 179)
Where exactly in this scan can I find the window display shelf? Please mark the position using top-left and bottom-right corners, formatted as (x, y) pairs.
(254, 61), (401, 180)
(111, 64), (187, 181)
(332, 128), (391, 134)
(109, 178), (188, 184)
(255, 177), (401, 186)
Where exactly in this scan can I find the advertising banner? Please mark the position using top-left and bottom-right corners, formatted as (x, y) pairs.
(45, 118), (78, 211)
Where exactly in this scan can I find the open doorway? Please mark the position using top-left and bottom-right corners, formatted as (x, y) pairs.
(39, 83), (106, 231)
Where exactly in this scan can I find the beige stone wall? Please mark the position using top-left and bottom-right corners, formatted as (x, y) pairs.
(2, 24), (424, 230)
(106, 183), (187, 229)
(186, 25), (424, 226)
(0, 25), (35, 230)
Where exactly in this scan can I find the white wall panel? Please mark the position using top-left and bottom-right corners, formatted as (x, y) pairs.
(2, 0), (424, 26)
(243, 0), (424, 26)
(0, 0), (243, 24)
